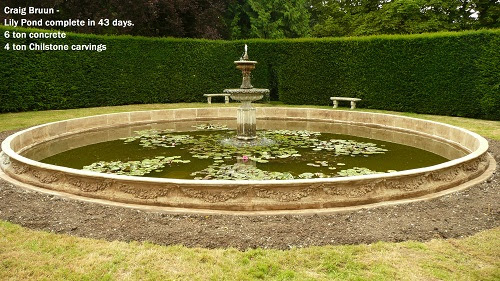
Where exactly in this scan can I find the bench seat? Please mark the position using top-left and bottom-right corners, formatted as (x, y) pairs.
(330, 97), (361, 109)
(204, 93), (231, 104)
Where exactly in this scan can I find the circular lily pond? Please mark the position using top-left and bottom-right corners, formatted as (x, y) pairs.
(29, 120), (456, 181)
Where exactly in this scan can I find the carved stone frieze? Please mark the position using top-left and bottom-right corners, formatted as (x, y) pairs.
(31, 169), (59, 184)
(11, 162), (30, 175)
(429, 168), (461, 182)
(1, 154), (11, 166)
(323, 182), (377, 197)
(68, 177), (112, 192)
(255, 187), (314, 202)
(382, 175), (427, 192)
(461, 153), (488, 172)
(118, 184), (174, 199)
(180, 186), (248, 203)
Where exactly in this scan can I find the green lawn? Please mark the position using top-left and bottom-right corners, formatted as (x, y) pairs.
(0, 104), (499, 280)
(1, 103), (498, 140)
(0, 221), (498, 281)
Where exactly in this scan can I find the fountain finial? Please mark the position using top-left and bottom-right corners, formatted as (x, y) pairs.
(243, 44), (249, 60)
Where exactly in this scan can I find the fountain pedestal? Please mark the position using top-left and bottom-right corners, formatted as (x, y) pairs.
(223, 46), (269, 141)
(237, 101), (256, 140)
(223, 88), (268, 140)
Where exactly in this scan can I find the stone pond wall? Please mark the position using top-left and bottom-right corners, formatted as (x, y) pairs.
(0, 108), (492, 211)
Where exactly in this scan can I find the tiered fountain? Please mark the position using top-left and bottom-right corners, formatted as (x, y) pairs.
(223, 45), (270, 141)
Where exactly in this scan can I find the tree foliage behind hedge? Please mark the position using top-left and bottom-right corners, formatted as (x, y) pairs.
(1, 0), (497, 39)
(0, 27), (498, 120)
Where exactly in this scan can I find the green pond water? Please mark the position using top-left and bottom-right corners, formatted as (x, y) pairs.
(39, 124), (449, 180)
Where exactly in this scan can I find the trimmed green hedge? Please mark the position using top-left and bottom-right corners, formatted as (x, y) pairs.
(0, 27), (498, 120)
(274, 31), (500, 120)
(0, 28), (254, 111)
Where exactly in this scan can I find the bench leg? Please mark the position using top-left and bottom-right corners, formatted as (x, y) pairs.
(350, 101), (356, 109)
(225, 96), (229, 104)
(333, 100), (338, 108)
(207, 97), (212, 104)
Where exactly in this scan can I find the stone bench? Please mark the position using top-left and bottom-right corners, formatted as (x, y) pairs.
(204, 93), (231, 104)
(330, 97), (361, 109)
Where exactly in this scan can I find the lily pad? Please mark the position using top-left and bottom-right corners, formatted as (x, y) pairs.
(337, 167), (383, 177)
(83, 155), (190, 176)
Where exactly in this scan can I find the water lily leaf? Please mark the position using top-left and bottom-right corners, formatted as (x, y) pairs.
(337, 167), (383, 177)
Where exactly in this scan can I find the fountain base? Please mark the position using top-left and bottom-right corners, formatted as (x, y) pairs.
(223, 88), (269, 141)
(221, 136), (276, 147)
(237, 102), (256, 140)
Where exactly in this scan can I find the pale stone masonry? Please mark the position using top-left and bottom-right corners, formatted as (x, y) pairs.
(0, 107), (491, 213)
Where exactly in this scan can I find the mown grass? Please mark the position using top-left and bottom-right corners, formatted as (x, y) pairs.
(0, 221), (498, 280)
(0, 103), (220, 132)
(0, 103), (499, 280)
(1, 103), (499, 140)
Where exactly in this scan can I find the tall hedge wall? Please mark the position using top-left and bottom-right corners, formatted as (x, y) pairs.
(273, 31), (500, 120)
(0, 27), (498, 120)
(0, 27), (257, 112)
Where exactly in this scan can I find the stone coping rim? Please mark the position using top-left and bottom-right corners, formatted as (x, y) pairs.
(1, 107), (489, 186)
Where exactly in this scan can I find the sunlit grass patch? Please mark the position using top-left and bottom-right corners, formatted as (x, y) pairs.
(0, 220), (498, 280)
(1, 103), (498, 140)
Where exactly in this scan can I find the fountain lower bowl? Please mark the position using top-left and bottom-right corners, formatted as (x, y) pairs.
(0, 107), (492, 212)
(224, 88), (269, 102)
